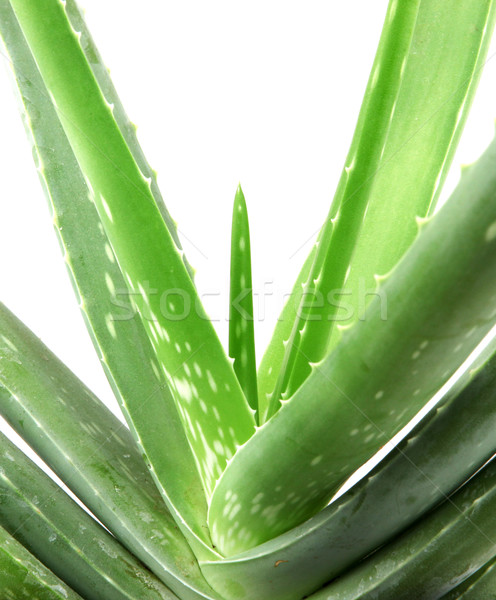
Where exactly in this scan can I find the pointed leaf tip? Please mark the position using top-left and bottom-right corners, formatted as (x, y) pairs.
(234, 183), (247, 213)
(229, 182), (258, 419)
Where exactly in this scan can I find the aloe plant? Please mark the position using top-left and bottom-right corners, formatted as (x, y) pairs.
(2, 1), (496, 599)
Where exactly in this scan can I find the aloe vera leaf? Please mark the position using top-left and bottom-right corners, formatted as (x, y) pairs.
(321, 0), (496, 362)
(0, 525), (83, 600)
(307, 455), (496, 600)
(261, 0), (496, 421)
(0, 304), (219, 600)
(201, 337), (496, 600)
(440, 555), (496, 599)
(264, 0), (420, 419)
(209, 133), (496, 555)
(229, 185), (258, 418)
(9, 0), (256, 497)
(1, 0), (231, 558)
(0, 433), (181, 600)
(62, 0), (195, 282)
(256, 246), (315, 422)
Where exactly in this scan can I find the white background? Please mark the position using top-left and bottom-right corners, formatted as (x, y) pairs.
(1, 0), (496, 425)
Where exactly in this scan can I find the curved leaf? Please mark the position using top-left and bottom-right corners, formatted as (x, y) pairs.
(0, 525), (82, 600)
(260, 0), (496, 421)
(201, 338), (496, 599)
(8, 0), (256, 504)
(0, 303), (219, 600)
(209, 133), (496, 555)
(1, 0), (253, 559)
(0, 432), (179, 600)
(440, 554), (496, 599)
(63, 0), (195, 282)
(308, 455), (496, 599)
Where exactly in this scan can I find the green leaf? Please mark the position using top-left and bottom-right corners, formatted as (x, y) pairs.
(307, 456), (496, 599)
(0, 0), (252, 558)
(0, 304), (219, 600)
(62, 0), (195, 283)
(229, 185), (258, 419)
(440, 555), (496, 599)
(209, 133), (496, 555)
(0, 432), (179, 600)
(201, 337), (496, 600)
(260, 0), (496, 421)
(256, 248), (314, 421)
(0, 525), (82, 600)
(264, 0), (421, 419)
(0, 0), (209, 555)
(8, 0), (256, 501)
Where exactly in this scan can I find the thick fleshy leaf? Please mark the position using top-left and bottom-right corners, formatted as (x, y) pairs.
(264, 0), (421, 418)
(0, 525), (83, 600)
(229, 185), (258, 418)
(256, 248), (314, 421)
(0, 432), (179, 600)
(0, 0), (209, 555)
(0, 303), (219, 600)
(0, 0), (253, 558)
(441, 555), (496, 599)
(63, 0), (195, 282)
(308, 455), (496, 600)
(323, 0), (496, 353)
(209, 134), (496, 555)
(8, 0), (256, 502)
(201, 338), (496, 600)
(260, 0), (496, 421)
